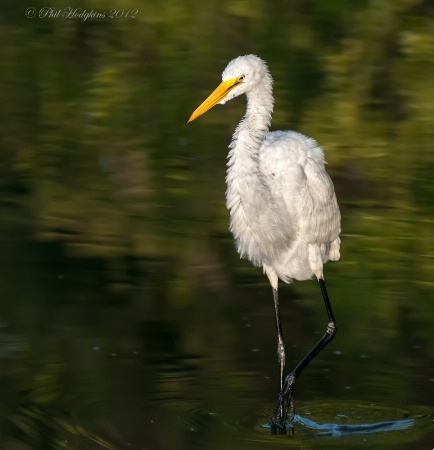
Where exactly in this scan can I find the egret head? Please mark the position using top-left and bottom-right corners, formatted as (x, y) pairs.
(186, 54), (271, 124)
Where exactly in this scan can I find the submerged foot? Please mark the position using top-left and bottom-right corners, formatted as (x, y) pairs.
(269, 373), (296, 435)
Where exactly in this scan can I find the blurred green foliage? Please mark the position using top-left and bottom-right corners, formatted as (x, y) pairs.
(1, 0), (434, 336)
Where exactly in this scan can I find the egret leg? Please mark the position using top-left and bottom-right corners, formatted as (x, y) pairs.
(270, 278), (337, 433)
(271, 287), (286, 435)
(272, 289), (286, 389)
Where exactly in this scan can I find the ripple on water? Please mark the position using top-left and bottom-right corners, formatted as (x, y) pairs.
(154, 399), (433, 443)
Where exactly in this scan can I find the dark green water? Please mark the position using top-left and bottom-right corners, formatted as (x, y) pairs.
(1, 1), (434, 449)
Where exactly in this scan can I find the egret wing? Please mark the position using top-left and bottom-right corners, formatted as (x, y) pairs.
(260, 131), (341, 246)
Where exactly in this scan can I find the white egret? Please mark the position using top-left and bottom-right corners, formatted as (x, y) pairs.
(186, 55), (341, 433)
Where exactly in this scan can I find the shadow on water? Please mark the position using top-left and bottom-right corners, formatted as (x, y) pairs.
(254, 402), (434, 448)
(297, 415), (415, 437)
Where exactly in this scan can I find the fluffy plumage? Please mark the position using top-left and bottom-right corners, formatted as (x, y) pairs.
(220, 55), (340, 288)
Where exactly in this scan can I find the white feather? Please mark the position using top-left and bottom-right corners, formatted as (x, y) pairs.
(220, 55), (341, 289)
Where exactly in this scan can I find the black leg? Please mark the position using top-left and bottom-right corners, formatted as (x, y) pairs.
(270, 277), (337, 432)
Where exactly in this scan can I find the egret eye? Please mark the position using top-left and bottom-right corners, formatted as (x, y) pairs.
(238, 75), (245, 82)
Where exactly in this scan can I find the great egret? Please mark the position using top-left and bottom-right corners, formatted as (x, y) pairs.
(186, 55), (341, 433)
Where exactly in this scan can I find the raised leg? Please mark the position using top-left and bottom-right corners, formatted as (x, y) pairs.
(270, 277), (337, 433)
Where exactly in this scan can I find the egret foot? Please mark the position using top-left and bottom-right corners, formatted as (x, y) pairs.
(270, 373), (296, 435)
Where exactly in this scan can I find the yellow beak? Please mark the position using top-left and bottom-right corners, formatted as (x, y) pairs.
(186, 77), (241, 124)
